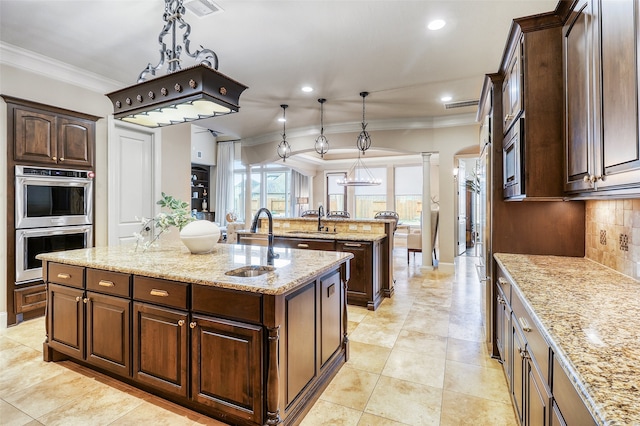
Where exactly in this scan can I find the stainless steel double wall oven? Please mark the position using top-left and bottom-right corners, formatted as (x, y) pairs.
(14, 165), (94, 284)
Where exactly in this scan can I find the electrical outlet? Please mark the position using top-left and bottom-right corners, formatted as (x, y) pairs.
(349, 224), (358, 230)
(283, 222), (290, 228)
(363, 225), (372, 231)
(273, 222), (281, 228)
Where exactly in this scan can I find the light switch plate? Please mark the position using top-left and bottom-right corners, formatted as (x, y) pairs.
(363, 225), (372, 231)
(349, 224), (357, 230)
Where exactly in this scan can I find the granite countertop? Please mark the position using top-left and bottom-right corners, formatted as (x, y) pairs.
(37, 243), (353, 296)
(237, 230), (387, 242)
(494, 253), (640, 425)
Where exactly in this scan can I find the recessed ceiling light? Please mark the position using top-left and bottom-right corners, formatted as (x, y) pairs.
(428, 19), (446, 31)
(441, 95), (453, 102)
(278, 117), (286, 122)
(301, 86), (314, 93)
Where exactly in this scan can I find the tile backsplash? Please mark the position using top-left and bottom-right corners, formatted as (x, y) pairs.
(585, 199), (640, 278)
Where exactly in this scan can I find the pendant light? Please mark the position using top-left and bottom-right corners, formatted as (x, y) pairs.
(106, 0), (247, 128)
(337, 91), (381, 186)
(277, 104), (291, 162)
(356, 92), (372, 154)
(315, 98), (329, 158)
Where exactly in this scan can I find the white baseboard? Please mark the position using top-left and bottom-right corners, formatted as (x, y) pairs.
(0, 312), (7, 330)
(437, 262), (455, 273)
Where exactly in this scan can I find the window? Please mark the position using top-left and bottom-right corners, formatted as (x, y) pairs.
(354, 167), (386, 218)
(395, 165), (422, 225)
(326, 172), (347, 212)
(245, 165), (292, 219)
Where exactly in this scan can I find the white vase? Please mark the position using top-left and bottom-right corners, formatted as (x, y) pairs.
(180, 220), (220, 254)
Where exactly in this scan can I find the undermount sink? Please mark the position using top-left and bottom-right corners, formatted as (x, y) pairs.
(225, 265), (275, 277)
(287, 230), (338, 235)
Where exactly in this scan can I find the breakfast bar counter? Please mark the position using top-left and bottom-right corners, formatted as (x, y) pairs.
(38, 243), (353, 425)
(495, 253), (640, 425)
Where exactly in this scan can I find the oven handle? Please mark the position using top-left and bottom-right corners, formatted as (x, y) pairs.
(16, 225), (93, 237)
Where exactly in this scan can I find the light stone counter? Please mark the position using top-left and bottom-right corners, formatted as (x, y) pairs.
(37, 242), (353, 296)
(495, 253), (640, 425)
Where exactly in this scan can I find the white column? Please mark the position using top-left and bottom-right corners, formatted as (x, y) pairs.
(421, 153), (433, 270)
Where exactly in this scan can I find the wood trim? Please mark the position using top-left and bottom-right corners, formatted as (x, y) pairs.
(1, 95), (100, 122)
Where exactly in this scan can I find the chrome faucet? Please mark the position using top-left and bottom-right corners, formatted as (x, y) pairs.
(250, 207), (279, 265)
(317, 205), (325, 231)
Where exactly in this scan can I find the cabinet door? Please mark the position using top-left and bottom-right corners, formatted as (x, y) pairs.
(503, 120), (523, 198)
(191, 315), (263, 424)
(597, 0), (640, 188)
(336, 241), (372, 305)
(503, 37), (523, 133)
(14, 108), (58, 164)
(512, 317), (526, 425)
(86, 292), (131, 377)
(320, 271), (342, 365)
(57, 117), (94, 168)
(564, 0), (595, 192)
(495, 286), (511, 384)
(527, 359), (550, 426)
(47, 283), (84, 359)
(133, 302), (189, 397)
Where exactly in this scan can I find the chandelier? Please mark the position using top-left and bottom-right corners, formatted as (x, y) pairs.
(337, 91), (381, 186)
(277, 104), (291, 162)
(106, 0), (247, 128)
(315, 98), (329, 158)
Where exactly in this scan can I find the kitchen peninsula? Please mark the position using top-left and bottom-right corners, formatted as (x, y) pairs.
(240, 216), (396, 311)
(38, 243), (353, 426)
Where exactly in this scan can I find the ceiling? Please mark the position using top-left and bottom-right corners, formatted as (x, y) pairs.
(0, 0), (558, 145)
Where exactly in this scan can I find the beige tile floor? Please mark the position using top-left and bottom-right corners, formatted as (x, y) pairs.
(0, 241), (517, 426)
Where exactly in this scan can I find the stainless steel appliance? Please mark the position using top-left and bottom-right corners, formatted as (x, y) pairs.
(14, 165), (94, 284)
(16, 225), (93, 283)
(15, 165), (93, 228)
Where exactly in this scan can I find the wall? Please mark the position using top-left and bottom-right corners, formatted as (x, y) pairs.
(586, 199), (640, 279)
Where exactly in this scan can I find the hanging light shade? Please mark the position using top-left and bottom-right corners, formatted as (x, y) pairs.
(315, 98), (329, 158)
(277, 104), (291, 162)
(106, 0), (247, 128)
(356, 92), (372, 154)
(337, 91), (380, 186)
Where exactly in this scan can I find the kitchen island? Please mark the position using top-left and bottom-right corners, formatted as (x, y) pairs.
(495, 253), (640, 425)
(38, 243), (353, 426)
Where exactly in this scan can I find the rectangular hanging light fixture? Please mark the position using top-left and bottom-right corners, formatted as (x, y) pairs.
(106, 64), (247, 128)
(105, 0), (247, 128)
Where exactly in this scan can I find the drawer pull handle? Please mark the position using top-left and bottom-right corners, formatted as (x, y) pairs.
(98, 280), (115, 287)
(344, 243), (362, 248)
(150, 289), (169, 297)
(519, 317), (532, 332)
(297, 244), (309, 248)
(190, 322), (197, 329)
(57, 273), (71, 279)
(178, 320), (185, 326)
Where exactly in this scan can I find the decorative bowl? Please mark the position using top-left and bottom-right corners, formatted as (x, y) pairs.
(180, 220), (220, 254)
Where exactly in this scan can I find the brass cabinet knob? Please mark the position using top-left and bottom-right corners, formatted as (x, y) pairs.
(178, 320), (185, 326)
(52, 156), (57, 161)
(59, 157), (64, 162)
(75, 296), (81, 302)
(189, 322), (197, 329)
(83, 298), (88, 304)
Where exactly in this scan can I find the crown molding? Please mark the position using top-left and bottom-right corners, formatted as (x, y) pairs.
(241, 113), (478, 147)
(0, 42), (124, 93)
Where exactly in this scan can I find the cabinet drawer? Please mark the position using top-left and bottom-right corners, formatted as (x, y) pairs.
(87, 269), (131, 297)
(192, 285), (262, 324)
(133, 276), (188, 310)
(512, 290), (550, 384)
(275, 237), (336, 251)
(496, 268), (511, 304)
(49, 263), (84, 288)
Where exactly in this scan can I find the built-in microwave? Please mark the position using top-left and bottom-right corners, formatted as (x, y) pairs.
(15, 165), (94, 229)
(503, 118), (524, 199)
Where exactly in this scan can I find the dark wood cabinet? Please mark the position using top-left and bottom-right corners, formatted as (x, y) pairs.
(564, 0), (640, 194)
(495, 283), (511, 384)
(500, 18), (565, 199)
(191, 314), (263, 424)
(336, 240), (382, 310)
(86, 292), (131, 376)
(551, 355), (597, 426)
(275, 236), (335, 251)
(13, 104), (95, 168)
(133, 302), (189, 397)
(47, 283), (85, 359)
